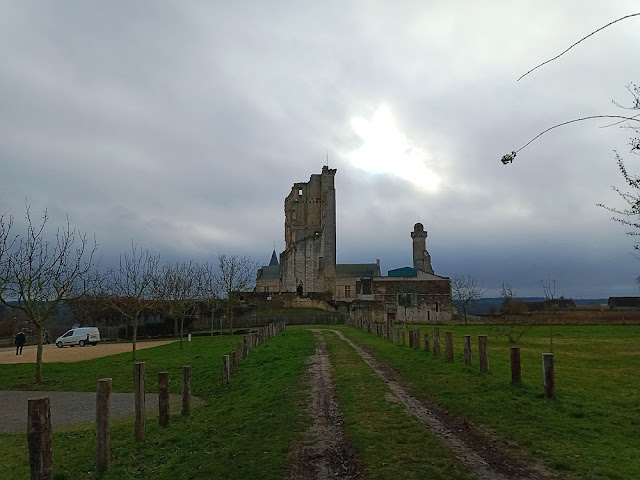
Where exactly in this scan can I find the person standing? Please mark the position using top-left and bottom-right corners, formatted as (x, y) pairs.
(15, 331), (26, 355)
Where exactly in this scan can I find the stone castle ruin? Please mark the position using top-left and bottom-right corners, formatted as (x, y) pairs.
(256, 167), (452, 323)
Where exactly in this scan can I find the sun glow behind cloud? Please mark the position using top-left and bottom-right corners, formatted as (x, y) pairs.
(347, 105), (441, 192)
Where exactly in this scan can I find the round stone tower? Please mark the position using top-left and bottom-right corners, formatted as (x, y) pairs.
(411, 222), (434, 274)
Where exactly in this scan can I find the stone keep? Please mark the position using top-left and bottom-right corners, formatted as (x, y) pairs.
(280, 166), (337, 295)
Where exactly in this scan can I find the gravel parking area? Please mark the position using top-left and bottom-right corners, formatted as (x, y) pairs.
(0, 340), (175, 364)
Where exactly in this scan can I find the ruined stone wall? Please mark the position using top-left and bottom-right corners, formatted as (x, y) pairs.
(281, 166), (336, 294)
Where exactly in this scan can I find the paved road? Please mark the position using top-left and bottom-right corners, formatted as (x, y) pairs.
(0, 391), (195, 434)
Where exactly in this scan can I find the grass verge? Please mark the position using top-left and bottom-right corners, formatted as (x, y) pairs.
(333, 324), (640, 480)
(0, 330), (315, 479)
(323, 330), (474, 480)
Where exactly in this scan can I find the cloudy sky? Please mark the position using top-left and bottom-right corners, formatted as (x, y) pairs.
(1, 1), (639, 298)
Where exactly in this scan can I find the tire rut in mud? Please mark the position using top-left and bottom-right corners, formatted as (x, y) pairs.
(288, 331), (363, 480)
(330, 329), (555, 480)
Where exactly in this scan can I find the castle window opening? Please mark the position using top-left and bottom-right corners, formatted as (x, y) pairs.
(344, 285), (351, 297)
(298, 187), (303, 196)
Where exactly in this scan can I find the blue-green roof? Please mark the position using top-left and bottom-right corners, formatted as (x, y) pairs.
(388, 267), (417, 277)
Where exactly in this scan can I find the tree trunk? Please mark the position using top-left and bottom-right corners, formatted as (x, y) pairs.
(179, 317), (184, 350)
(132, 320), (138, 362)
(35, 323), (44, 384)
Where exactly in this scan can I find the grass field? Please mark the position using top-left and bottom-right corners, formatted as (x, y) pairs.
(0, 331), (316, 479)
(333, 323), (640, 479)
(1, 324), (639, 479)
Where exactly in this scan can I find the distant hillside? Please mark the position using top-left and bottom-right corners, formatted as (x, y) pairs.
(461, 298), (608, 316)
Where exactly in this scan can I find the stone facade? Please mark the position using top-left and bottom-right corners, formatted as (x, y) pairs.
(255, 169), (452, 325)
(256, 166), (381, 297)
(280, 166), (337, 295)
(349, 223), (452, 324)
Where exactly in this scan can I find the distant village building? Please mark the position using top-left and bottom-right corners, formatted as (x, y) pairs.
(525, 298), (576, 312)
(607, 297), (640, 310)
(255, 167), (452, 323)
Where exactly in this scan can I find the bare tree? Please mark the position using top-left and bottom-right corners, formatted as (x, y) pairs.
(501, 13), (640, 165)
(199, 262), (221, 339)
(217, 254), (257, 334)
(103, 243), (159, 361)
(493, 282), (532, 344)
(451, 274), (486, 325)
(540, 276), (558, 352)
(156, 261), (199, 349)
(0, 205), (99, 383)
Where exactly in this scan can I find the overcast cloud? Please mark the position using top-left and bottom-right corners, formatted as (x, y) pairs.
(1, 1), (639, 298)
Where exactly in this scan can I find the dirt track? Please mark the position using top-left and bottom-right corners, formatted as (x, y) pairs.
(0, 340), (175, 364)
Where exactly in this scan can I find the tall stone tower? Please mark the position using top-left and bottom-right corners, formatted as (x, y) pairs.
(411, 222), (434, 274)
(280, 166), (337, 295)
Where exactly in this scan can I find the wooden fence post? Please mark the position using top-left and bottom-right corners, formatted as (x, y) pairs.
(424, 333), (430, 353)
(182, 365), (192, 416)
(414, 329), (421, 350)
(445, 331), (454, 362)
(433, 327), (440, 356)
(134, 362), (146, 441)
(543, 353), (555, 399)
(401, 329), (406, 346)
(510, 347), (521, 384)
(96, 378), (112, 472)
(463, 335), (472, 366)
(478, 335), (489, 372)
(222, 355), (231, 385)
(158, 371), (170, 427)
(28, 397), (52, 480)
(231, 350), (238, 374)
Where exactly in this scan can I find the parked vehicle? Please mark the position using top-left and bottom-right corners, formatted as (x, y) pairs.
(55, 327), (100, 348)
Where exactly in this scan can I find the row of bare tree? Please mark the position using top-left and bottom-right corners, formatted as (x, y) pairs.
(0, 204), (257, 384)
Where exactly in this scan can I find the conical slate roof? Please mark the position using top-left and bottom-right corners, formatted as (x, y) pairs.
(269, 249), (279, 266)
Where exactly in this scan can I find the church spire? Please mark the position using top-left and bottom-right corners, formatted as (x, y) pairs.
(269, 249), (279, 266)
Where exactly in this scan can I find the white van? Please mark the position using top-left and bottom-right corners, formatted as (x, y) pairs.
(55, 327), (100, 348)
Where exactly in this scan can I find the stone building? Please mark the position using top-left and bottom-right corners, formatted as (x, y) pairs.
(255, 167), (452, 324)
(349, 223), (452, 325)
(256, 166), (381, 296)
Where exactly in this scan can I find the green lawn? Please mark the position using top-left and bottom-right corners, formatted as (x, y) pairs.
(2, 324), (639, 479)
(0, 330), (316, 480)
(333, 324), (640, 480)
(323, 330), (474, 480)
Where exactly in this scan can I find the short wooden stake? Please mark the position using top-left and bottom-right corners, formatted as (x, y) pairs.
(401, 329), (406, 346)
(222, 354), (231, 385)
(478, 335), (489, 372)
(234, 350), (239, 373)
(463, 335), (472, 365)
(28, 397), (52, 480)
(414, 329), (421, 350)
(433, 327), (440, 356)
(542, 353), (555, 399)
(134, 362), (146, 441)
(182, 365), (192, 416)
(445, 331), (454, 362)
(158, 371), (170, 427)
(510, 347), (521, 384)
(96, 378), (112, 472)
(424, 333), (430, 353)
